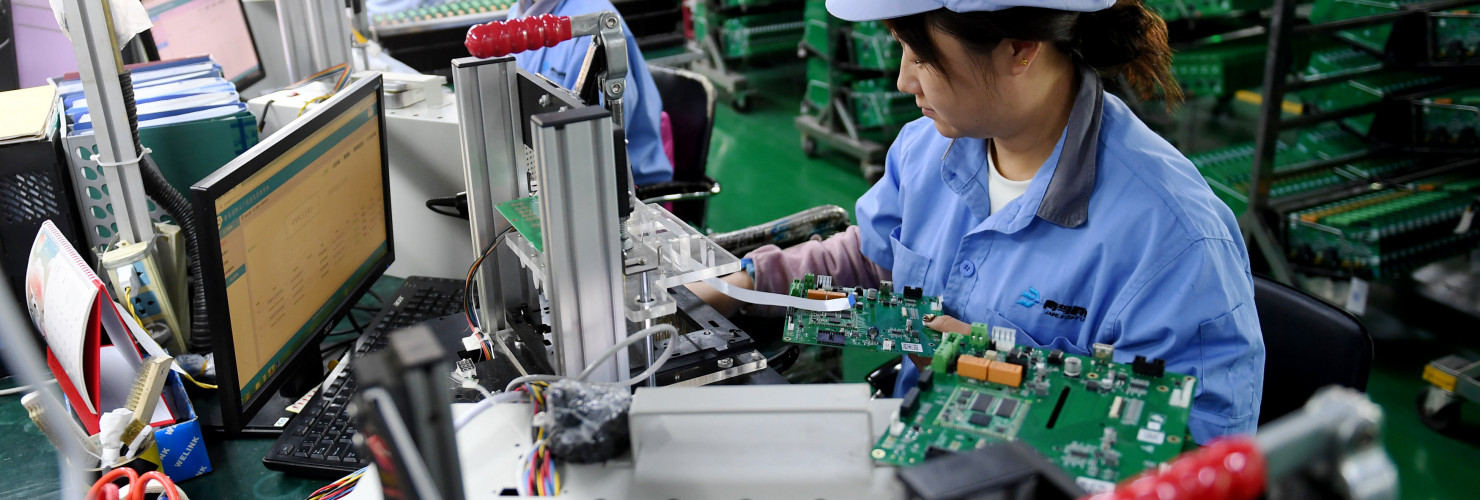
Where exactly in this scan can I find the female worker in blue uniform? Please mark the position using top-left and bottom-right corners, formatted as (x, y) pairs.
(699, 0), (1264, 443)
(369, 0), (674, 185)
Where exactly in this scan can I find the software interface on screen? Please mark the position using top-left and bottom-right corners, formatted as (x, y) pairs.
(142, 0), (261, 84)
(213, 92), (385, 404)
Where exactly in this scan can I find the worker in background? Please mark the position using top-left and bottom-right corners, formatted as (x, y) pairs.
(367, 0), (674, 185)
(694, 0), (1264, 444)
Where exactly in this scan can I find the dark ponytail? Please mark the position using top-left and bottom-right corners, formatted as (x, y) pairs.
(1076, 0), (1183, 104)
(885, 0), (1182, 105)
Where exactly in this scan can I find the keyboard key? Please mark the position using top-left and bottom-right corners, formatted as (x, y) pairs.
(278, 444), (294, 456)
(292, 425), (309, 437)
(345, 449), (359, 462)
(329, 442), (349, 458)
(311, 443), (331, 460)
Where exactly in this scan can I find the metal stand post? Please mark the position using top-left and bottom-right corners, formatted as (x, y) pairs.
(276, 0), (353, 82)
(63, 0), (153, 244)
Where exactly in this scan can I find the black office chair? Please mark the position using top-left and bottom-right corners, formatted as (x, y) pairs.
(636, 65), (720, 228)
(1253, 275), (1373, 425)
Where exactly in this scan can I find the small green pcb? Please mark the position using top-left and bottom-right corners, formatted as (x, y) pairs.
(873, 342), (1196, 491)
(495, 195), (543, 252)
(782, 274), (945, 356)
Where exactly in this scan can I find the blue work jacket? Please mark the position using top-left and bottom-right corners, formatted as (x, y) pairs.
(510, 0), (674, 186)
(864, 66), (1264, 443)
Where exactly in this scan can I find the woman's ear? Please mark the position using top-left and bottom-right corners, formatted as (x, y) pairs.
(1006, 40), (1043, 75)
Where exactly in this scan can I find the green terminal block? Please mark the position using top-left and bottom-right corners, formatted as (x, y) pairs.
(931, 333), (962, 374)
(968, 323), (992, 350)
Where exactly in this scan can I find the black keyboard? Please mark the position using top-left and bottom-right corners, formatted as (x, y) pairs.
(263, 276), (467, 477)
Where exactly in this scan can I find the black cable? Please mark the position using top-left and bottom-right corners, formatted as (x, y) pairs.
(256, 100), (275, 133)
(120, 69), (214, 353)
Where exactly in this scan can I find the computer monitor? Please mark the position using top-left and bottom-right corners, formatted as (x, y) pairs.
(140, 0), (265, 89)
(192, 75), (391, 434)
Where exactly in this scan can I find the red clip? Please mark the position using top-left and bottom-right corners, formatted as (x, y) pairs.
(465, 14), (573, 59)
(1082, 437), (1266, 500)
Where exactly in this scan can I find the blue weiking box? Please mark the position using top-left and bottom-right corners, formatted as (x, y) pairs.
(151, 370), (212, 481)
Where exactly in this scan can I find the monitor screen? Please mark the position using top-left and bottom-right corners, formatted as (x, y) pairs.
(193, 75), (391, 426)
(142, 0), (264, 88)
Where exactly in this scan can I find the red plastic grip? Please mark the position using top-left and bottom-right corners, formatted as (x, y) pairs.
(1083, 437), (1267, 500)
(465, 14), (573, 59)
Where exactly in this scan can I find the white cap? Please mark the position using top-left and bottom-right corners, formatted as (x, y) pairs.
(825, 0), (1116, 22)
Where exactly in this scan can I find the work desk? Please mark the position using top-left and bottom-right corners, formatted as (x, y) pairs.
(0, 378), (328, 499)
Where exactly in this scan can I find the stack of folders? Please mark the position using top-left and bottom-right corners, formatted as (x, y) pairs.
(55, 56), (260, 195)
(0, 84), (59, 146)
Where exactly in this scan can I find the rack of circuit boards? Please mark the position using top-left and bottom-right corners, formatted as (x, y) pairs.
(1226, 0), (1480, 283)
(873, 336), (1197, 493)
(688, 0), (806, 111)
(782, 274), (945, 355)
(793, 0), (918, 180)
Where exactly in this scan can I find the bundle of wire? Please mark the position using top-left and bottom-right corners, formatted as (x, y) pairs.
(308, 466), (368, 500)
(517, 381), (561, 497)
(463, 228), (514, 362)
(288, 64), (352, 116)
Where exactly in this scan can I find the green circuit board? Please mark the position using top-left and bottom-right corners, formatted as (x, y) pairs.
(782, 274), (945, 356)
(494, 195), (543, 252)
(873, 338), (1196, 491)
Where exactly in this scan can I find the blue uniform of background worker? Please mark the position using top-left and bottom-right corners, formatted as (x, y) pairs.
(696, 0), (1265, 443)
(369, 0), (674, 185)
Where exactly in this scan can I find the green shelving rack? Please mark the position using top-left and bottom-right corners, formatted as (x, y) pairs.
(688, 0), (806, 110)
(794, 0), (919, 179)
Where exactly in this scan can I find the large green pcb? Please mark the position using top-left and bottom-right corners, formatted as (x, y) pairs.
(782, 274), (945, 356)
(873, 338), (1196, 492)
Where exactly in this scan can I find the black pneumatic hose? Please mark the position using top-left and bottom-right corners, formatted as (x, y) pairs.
(709, 205), (853, 256)
(120, 70), (213, 352)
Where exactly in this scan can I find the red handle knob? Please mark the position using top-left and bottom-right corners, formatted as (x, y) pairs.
(1083, 438), (1266, 500)
(465, 14), (573, 59)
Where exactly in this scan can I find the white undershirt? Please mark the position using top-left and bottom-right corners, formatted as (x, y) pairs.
(987, 147), (1033, 214)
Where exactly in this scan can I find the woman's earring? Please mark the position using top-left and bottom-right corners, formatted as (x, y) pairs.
(1019, 59), (1029, 66)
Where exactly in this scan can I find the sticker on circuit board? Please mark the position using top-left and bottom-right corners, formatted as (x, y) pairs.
(1076, 477), (1116, 494)
(901, 342), (923, 353)
(1137, 427), (1165, 445)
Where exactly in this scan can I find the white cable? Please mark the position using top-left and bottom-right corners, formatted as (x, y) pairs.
(92, 147), (153, 168)
(503, 375), (567, 394)
(0, 378), (56, 396)
(575, 324), (679, 382)
(453, 390), (528, 431)
(613, 328), (678, 387)
(701, 277), (853, 311)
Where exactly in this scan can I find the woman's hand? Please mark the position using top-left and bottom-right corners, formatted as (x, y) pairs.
(907, 314), (972, 368)
(924, 314), (971, 335)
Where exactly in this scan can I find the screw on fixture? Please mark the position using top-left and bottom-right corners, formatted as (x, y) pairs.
(717, 358), (734, 369)
(539, 94), (551, 107)
(609, 82), (623, 95)
(604, 16), (618, 29)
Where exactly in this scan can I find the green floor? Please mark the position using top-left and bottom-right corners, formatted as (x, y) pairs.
(5, 62), (1480, 499)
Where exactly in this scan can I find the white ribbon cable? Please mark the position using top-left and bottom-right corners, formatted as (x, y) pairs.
(701, 278), (854, 312)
